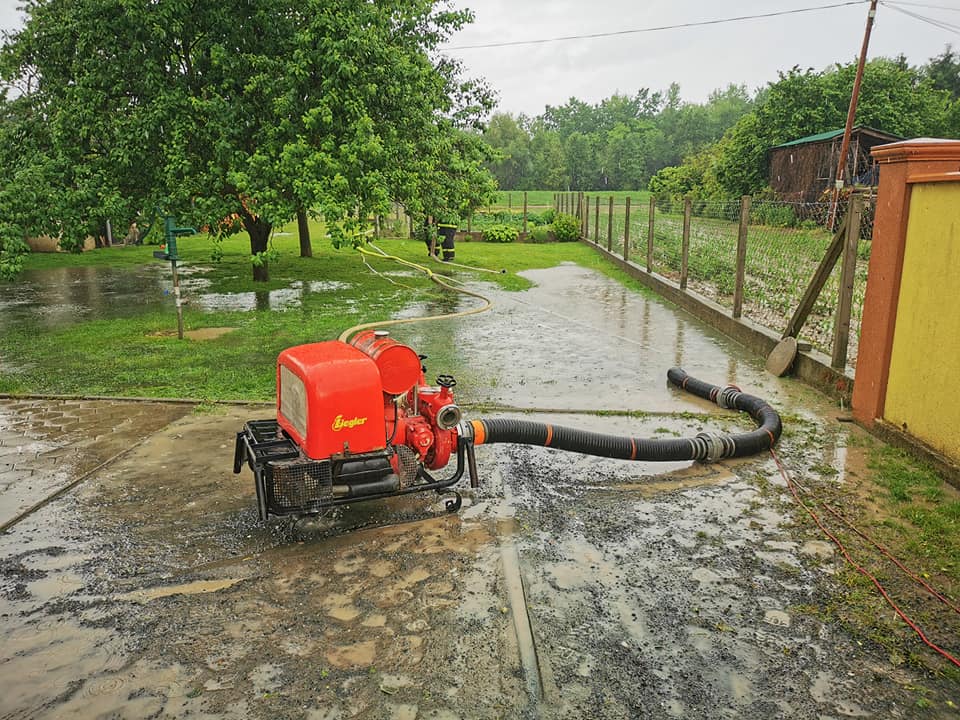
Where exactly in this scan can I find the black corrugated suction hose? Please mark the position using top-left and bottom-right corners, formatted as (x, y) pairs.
(468, 367), (781, 462)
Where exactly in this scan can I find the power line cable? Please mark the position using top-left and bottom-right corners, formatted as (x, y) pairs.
(882, 0), (960, 12)
(444, 1), (868, 51)
(882, 2), (960, 32)
(884, 1), (960, 30)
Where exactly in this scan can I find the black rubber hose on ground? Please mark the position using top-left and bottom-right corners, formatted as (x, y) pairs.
(467, 367), (781, 462)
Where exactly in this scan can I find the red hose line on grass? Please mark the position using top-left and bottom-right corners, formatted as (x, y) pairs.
(787, 468), (960, 616)
(769, 448), (960, 669)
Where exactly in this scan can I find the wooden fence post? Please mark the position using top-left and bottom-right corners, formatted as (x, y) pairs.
(594, 197), (600, 243)
(607, 196), (614, 252)
(508, 193), (512, 211)
(732, 196), (751, 318)
(584, 196), (590, 238)
(647, 196), (655, 273)
(681, 198), (691, 291)
(523, 191), (528, 236)
(623, 196), (631, 262)
(832, 194), (864, 369)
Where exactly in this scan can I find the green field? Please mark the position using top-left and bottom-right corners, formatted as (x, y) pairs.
(489, 189), (652, 211)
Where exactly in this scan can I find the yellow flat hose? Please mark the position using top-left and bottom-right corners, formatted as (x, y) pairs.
(370, 241), (506, 276)
(337, 246), (494, 343)
(427, 251), (506, 275)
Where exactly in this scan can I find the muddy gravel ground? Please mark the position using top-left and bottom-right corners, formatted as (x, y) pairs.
(2, 264), (958, 719)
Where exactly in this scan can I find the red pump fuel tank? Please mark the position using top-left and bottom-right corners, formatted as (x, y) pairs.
(276, 342), (386, 460)
(349, 330), (422, 395)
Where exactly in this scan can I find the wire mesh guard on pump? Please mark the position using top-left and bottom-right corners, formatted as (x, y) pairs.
(267, 456), (334, 515)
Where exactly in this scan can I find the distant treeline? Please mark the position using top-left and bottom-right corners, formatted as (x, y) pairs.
(481, 48), (960, 200)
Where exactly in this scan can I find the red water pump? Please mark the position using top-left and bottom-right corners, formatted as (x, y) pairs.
(234, 331), (477, 520)
(234, 332), (782, 521)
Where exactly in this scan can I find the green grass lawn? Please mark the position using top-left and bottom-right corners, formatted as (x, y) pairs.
(2, 218), (647, 401)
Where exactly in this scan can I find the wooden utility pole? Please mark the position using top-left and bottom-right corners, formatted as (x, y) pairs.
(828, 0), (878, 229)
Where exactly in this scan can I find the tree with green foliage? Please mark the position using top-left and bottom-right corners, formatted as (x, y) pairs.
(413, 127), (497, 230)
(923, 45), (960, 100)
(599, 121), (657, 190)
(528, 128), (567, 189)
(479, 85), (751, 193)
(482, 113), (531, 190)
(0, 0), (493, 281)
(0, 94), (45, 278)
(564, 131), (599, 190)
(658, 56), (957, 199)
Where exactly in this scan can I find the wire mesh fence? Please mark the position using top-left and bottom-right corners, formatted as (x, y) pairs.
(568, 192), (873, 372)
(651, 199), (742, 311)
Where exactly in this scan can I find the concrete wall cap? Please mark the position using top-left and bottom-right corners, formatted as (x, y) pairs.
(872, 138), (960, 163)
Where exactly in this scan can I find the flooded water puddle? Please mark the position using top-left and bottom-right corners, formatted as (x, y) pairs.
(395, 263), (826, 418)
(0, 265), (355, 334)
(0, 265), (171, 331)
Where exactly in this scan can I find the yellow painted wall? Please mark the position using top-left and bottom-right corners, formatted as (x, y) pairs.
(885, 181), (960, 461)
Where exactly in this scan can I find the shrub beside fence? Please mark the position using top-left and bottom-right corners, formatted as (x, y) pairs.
(557, 191), (872, 372)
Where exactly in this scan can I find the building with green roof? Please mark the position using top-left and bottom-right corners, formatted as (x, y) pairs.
(768, 126), (903, 202)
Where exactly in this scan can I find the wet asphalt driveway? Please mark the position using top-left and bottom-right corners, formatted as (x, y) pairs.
(1, 264), (958, 719)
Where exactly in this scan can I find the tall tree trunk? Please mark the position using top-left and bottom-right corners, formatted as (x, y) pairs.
(245, 216), (272, 282)
(297, 208), (312, 258)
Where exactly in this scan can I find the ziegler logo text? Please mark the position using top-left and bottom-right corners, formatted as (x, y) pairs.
(332, 415), (368, 431)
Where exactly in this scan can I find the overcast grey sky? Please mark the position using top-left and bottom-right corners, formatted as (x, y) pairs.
(442, 0), (959, 114)
(1, 0), (957, 115)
